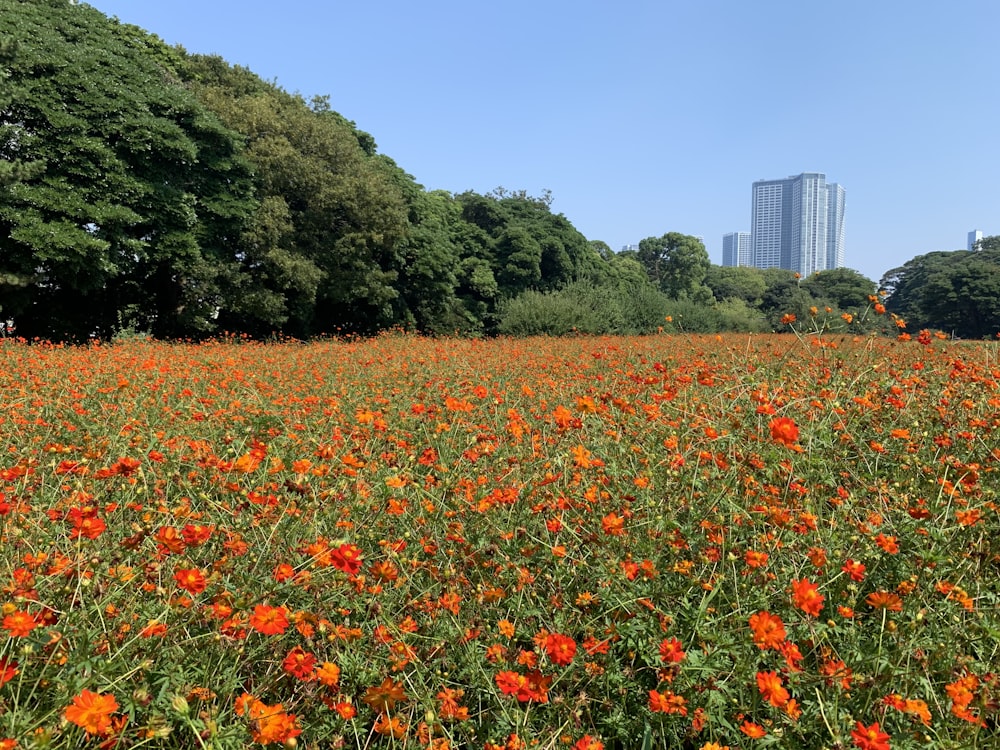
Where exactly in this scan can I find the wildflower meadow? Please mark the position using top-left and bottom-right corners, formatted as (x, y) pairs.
(0, 328), (997, 749)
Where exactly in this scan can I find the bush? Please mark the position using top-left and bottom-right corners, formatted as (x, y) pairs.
(497, 282), (624, 336)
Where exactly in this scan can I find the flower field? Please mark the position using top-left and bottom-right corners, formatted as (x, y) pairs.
(0, 331), (998, 749)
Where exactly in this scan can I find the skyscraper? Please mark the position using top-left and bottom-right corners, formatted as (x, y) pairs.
(722, 232), (752, 267)
(826, 183), (846, 270)
(749, 173), (845, 276)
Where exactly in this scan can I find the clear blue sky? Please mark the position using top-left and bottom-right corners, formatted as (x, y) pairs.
(87, 0), (998, 284)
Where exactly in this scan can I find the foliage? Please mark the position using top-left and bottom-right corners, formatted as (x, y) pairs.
(0, 331), (998, 750)
(181, 56), (412, 335)
(704, 265), (767, 306)
(800, 268), (877, 311)
(497, 282), (628, 336)
(882, 240), (1000, 339)
(636, 233), (712, 301)
(0, 0), (257, 340)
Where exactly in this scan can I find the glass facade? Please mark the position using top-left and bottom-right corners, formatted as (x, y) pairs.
(750, 173), (845, 276)
(722, 232), (752, 267)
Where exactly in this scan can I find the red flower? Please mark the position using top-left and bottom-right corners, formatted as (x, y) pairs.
(769, 416), (800, 447)
(495, 670), (550, 703)
(841, 559), (866, 581)
(543, 632), (577, 666)
(850, 721), (890, 750)
(0, 658), (17, 687)
(791, 577), (825, 617)
(658, 636), (686, 664)
(282, 646), (317, 680)
(330, 543), (364, 575)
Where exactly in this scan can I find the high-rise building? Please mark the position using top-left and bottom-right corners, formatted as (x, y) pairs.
(749, 173), (845, 276)
(968, 229), (984, 251)
(826, 183), (846, 270)
(722, 232), (752, 267)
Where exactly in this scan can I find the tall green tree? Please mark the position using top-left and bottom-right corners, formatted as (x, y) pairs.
(182, 55), (410, 335)
(800, 267), (877, 310)
(0, 0), (257, 339)
(704, 265), (767, 305)
(883, 243), (1000, 338)
(759, 269), (814, 327)
(636, 232), (712, 300)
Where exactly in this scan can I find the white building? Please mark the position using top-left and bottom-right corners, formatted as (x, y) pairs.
(722, 232), (752, 267)
(750, 173), (846, 275)
(968, 229), (984, 251)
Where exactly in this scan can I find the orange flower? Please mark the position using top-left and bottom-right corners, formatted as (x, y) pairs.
(769, 417), (799, 447)
(648, 689), (687, 715)
(748, 611), (786, 650)
(2, 611), (39, 638)
(884, 694), (931, 726)
(373, 714), (407, 739)
(64, 689), (119, 736)
(601, 512), (625, 536)
(744, 550), (769, 569)
(316, 661), (341, 688)
(334, 700), (357, 719)
(248, 604), (290, 635)
(874, 534), (899, 554)
(173, 567), (207, 595)
(756, 670), (790, 708)
(739, 720), (766, 738)
(363, 677), (408, 713)
(779, 639), (804, 672)
(573, 736), (604, 750)
(140, 620), (168, 638)
(436, 687), (470, 722)
(244, 698), (301, 745)
(850, 721), (890, 750)
(791, 577), (825, 617)
(866, 591), (903, 612)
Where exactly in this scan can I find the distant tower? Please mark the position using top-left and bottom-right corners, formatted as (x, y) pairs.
(722, 232), (752, 267)
(750, 173), (845, 275)
(826, 183), (846, 270)
(968, 229), (984, 251)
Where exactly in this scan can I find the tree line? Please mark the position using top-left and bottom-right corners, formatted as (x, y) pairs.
(1, 1), (997, 340)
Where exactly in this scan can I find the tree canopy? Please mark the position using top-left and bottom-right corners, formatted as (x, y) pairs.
(0, 1), (976, 340)
(881, 240), (1000, 338)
